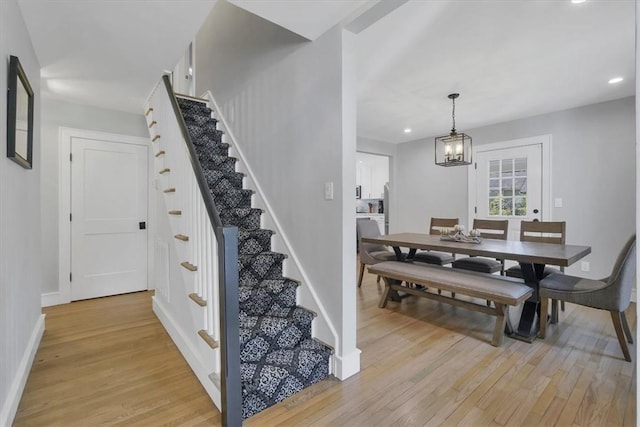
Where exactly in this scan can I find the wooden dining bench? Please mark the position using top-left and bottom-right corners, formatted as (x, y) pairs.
(368, 261), (534, 346)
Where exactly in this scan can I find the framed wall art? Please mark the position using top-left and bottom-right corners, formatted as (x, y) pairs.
(7, 55), (34, 169)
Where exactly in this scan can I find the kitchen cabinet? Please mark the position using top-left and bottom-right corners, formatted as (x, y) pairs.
(356, 152), (389, 199)
(357, 161), (372, 200)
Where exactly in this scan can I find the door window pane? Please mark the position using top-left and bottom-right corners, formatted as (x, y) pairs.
(489, 160), (500, 178)
(501, 159), (513, 177)
(514, 197), (527, 216)
(489, 197), (501, 216)
(514, 157), (527, 176)
(488, 157), (527, 216)
(501, 198), (513, 216)
(501, 178), (513, 197)
(515, 178), (527, 196)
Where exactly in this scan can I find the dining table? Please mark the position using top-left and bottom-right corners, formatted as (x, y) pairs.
(361, 232), (591, 342)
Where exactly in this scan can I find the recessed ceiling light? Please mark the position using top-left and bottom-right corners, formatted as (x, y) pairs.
(404, 128), (412, 134)
(608, 77), (623, 84)
(571, 0), (586, 3)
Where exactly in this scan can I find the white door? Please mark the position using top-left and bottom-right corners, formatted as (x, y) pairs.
(472, 143), (543, 240)
(71, 137), (148, 301)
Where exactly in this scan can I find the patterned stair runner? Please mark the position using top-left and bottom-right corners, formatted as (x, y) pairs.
(177, 96), (332, 419)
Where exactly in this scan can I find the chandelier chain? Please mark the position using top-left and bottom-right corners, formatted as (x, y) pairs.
(451, 97), (456, 133)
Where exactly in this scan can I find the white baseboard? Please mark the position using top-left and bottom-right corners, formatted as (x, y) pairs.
(152, 296), (221, 410)
(1, 314), (45, 427)
(41, 291), (69, 307)
(332, 348), (361, 380)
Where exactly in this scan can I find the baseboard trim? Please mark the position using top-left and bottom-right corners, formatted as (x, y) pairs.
(41, 291), (69, 307)
(332, 347), (361, 380)
(1, 314), (45, 427)
(152, 296), (221, 409)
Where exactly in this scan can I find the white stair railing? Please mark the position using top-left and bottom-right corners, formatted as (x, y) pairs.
(145, 75), (242, 427)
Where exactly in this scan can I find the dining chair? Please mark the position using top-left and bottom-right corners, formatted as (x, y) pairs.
(357, 219), (399, 287)
(451, 219), (509, 274)
(538, 234), (636, 362)
(505, 221), (567, 317)
(505, 221), (566, 278)
(412, 217), (458, 265)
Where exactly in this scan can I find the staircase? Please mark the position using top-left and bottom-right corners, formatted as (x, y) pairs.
(176, 96), (332, 419)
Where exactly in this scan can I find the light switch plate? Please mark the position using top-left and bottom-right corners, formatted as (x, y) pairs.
(554, 198), (563, 208)
(324, 182), (334, 200)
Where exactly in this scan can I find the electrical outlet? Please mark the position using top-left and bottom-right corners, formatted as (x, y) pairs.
(554, 198), (563, 208)
(581, 261), (590, 272)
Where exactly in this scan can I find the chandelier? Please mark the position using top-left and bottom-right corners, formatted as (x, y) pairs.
(435, 93), (472, 167)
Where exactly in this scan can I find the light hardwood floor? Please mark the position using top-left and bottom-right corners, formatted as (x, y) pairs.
(14, 269), (636, 426)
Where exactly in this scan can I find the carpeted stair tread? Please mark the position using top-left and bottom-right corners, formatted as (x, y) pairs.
(238, 252), (287, 283)
(182, 113), (218, 127)
(193, 141), (229, 156)
(177, 97), (209, 108)
(240, 339), (332, 419)
(194, 142), (231, 157)
(203, 169), (244, 192)
(177, 100), (211, 118)
(239, 286), (299, 318)
(239, 278), (299, 316)
(238, 229), (274, 255)
(190, 126), (225, 143)
(198, 155), (237, 174)
(219, 207), (262, 230)
(211, 187), (253, 210)
(189, 127), (225, 144)
(239, 308), (315, 361)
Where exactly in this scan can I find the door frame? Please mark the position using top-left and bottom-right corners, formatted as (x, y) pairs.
(467, 134), (552, 230)
(54, 127), (151, 306)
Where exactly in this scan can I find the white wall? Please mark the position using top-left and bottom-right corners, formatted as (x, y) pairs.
(40, 99), (147, 296)
(357, 135), (397, 157)
(396, 97), (635, 279)
(195, 2), (360, 376)
(395, 135), (468, 233)
(0, 0), (45, 424)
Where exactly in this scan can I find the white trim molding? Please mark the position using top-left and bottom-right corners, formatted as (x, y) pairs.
(0, 314), (45, 426)
(332, 348), (362, 380)
(56, 127), (152, 306)
(41, 291), (66, 308)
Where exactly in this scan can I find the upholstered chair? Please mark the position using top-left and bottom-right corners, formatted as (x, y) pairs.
(357, 219), (398, 287)
(538, 235), (636, 362)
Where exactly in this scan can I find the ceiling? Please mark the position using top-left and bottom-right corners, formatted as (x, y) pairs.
(226, 0), (370, 40)
(356, 0), (636, 143)
(18, 0), (218, 113)
(17, 0), (635, 143)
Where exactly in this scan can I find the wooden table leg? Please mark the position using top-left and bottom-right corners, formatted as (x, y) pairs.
(379, 277), (393, 308)
(492, 303), (508, 346)
(508, 262), (545, 343)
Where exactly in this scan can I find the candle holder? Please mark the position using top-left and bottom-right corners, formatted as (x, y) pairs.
(440, 226), (482, 243)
